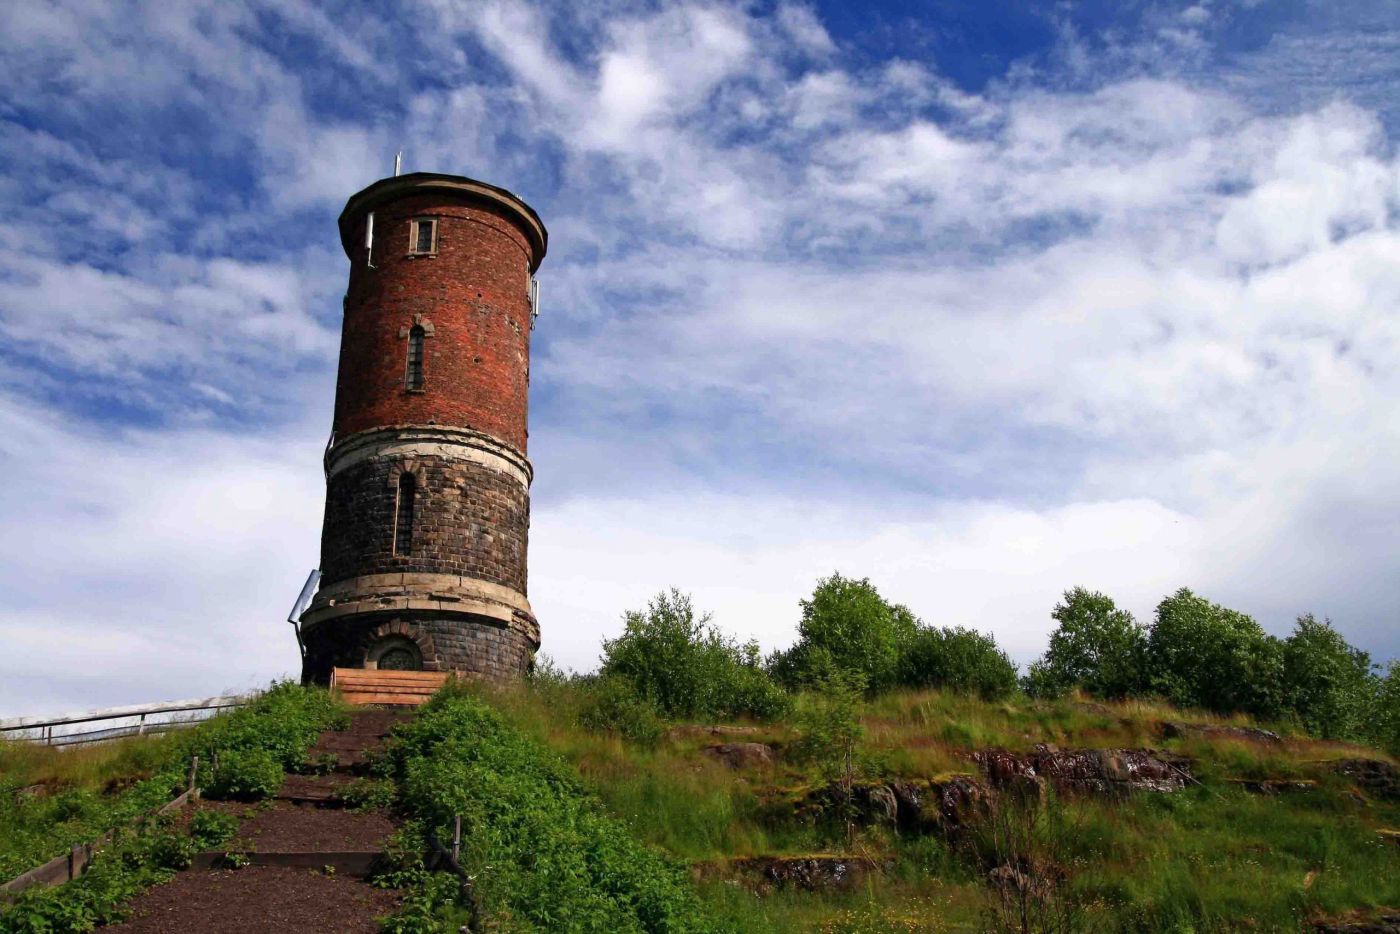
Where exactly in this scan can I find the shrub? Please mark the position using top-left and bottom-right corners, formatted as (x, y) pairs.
(380, 687), (718, 932)
(1024, 587), (1147, 699)
(203, 748), (283, 801)
(578, 676), (665, 746)
(0, 808), (238, 933)
(1281, 614), (1376, 740)
(769, 574), (917, 692)
(1146, 588), (1285, 719)
(600, 589), (788, 721)
(189, 809), (239, 848)
(1366, 661), (1400, 757)
(184, 680), (345, 770)
(898, 625), (1018, 700)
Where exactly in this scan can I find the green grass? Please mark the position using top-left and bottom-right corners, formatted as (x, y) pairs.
(472, 679), (1400, 932)
(0, 737), (190, 880)
(0, 682), (346, 925)
(7, 678), (1393, 932)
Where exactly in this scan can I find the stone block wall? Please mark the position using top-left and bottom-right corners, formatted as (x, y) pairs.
(301, 614), (536, 684)
(319, 451), (529, 594)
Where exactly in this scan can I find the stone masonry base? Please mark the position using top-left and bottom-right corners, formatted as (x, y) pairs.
(301, 613), (536, 686)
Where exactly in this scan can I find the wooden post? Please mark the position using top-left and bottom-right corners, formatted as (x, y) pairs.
(188, 756), (199, 795)
(452, 815), (461, 862)
(137, 713), (147, 736)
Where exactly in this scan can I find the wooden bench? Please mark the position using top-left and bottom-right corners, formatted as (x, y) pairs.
(329, 667), (452, 707)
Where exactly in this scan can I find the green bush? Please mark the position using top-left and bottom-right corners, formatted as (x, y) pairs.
(1366, 661), (1400, 757)
(1024, 587), (1147, 699)
(188, 809), (239, 849)
(0, 683), (340, 933)
(769, 574), (917, 692)
(1281, 614), (1376, 740)
(0, 808), (237, 933)
(898, 625), (1018, 700)
(578, 676), (665, 746)
(185, 680), (345, 770)
(203, 748), (283, 801)
(1146, 588), (1285, 719)
(380, 687), (718, 932)
(600, 589), (788, 721)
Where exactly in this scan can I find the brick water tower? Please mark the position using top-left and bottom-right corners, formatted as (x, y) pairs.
(299, 172), (546, 683)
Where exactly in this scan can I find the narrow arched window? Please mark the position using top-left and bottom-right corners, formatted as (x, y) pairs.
(405, 325), (425, 390)
(393, 473), (416, 556)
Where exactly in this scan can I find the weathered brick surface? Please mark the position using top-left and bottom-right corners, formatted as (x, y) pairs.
(334, 194), (536, 452)
(302, 616), (536, 684)
(319, 453), (528, 593)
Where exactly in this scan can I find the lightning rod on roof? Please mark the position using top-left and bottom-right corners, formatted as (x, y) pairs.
(394, 151), (402, 176)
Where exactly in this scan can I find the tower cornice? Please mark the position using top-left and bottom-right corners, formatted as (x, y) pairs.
(338, 172), (547, 269)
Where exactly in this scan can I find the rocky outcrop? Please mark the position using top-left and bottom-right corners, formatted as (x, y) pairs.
(977, 745), (1190, 796)
(1314, 913), (1400, 933)
(1227, 779), (1316, 795)
(725, 855), (881, 892)
(701, 742), (775, 769)
(1160, 721), (1281, 744)
(667, 724), (763, 741)
(797, 775), (993, 834)
(1331, 759), (1400, 801)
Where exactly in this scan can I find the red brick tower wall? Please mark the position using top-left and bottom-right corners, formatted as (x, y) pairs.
(334, 193), (533, 451)
(301, 173), (547, 685)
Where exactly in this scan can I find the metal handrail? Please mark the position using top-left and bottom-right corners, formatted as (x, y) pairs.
(0, 694), (251, 747)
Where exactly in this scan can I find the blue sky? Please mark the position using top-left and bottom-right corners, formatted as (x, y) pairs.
(1, 0), (1398, 715)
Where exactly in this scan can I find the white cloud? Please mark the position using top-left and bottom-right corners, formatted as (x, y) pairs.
(2, 0), (1400, 717)
(0, 397), (326, 716)
(531, 492), (1201, 670)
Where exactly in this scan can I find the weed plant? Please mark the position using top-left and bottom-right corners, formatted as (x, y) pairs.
(473, 675), (1400, 932)
(0, 682), (345, 931)
(377, 685), (720, 933)
(0, 807), (237, 933)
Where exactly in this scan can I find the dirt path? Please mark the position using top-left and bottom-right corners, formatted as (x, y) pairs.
(104, 709), (411, 933)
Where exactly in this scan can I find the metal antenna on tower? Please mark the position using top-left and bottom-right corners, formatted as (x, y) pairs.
(394, 152), (402, 176)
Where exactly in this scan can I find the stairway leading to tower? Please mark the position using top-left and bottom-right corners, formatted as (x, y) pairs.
(102, 709), (412, 932)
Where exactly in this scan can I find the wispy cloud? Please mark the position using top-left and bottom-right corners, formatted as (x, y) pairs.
(2, 0), (1398, 715)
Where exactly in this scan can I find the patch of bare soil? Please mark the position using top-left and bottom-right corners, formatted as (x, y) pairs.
(232, 801), (396, 852)
(102, 866), (399, 934)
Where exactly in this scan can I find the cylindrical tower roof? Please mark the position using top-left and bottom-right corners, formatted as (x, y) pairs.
(338, 172), (548, 270)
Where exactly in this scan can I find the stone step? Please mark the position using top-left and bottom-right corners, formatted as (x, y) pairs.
(278, 774), (358, 805)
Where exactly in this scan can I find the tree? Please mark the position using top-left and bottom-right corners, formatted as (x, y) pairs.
(1367, 661), (1400, 758)
(1146, 588), (1285, 719)
(1026, 588), (1147, 699)
(1281, 614), (1375, 740)
(899, 625), (1019, 700)
(793, 668), (867, 848)
(599, 589), (787, 721)
(769, 573), (917, 692)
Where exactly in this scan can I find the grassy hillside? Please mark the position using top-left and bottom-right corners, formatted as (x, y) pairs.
(476, 678), (1400, 933)
(1, 678), (1396, 932)
(0, 684), (348, 931)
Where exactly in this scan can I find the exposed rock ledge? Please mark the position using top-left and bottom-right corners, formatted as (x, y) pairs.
(976, 744), (1192, 796)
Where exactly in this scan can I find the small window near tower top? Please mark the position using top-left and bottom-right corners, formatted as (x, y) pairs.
(409, 218), (437, 255)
